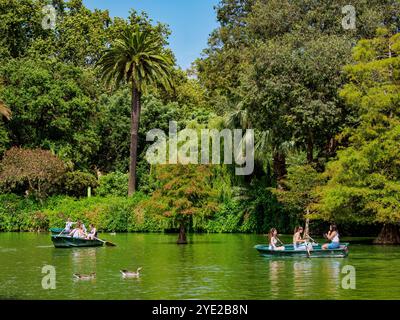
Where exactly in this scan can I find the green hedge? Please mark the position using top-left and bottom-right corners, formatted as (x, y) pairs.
(0, 193), (167, 232)
(0, 194), (48, 231)
(0, 193), (288, 234)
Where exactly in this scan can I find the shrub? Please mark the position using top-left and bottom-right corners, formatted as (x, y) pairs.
(96, 172), (128, 197)
(0, 194), (48, 231)
(205, 200), (243, 233)
(63, 171), (98, 197)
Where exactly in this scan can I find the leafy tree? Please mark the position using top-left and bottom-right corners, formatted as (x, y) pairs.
(0, 0), (49, 59)
(313, 29), (400, 243)
(272, 165), (321, 232)
(198, 0), (400, 185)
(0, 58), (101, 169)
(0, 147), (66, 199)
(97, 26), (173, 196)
(142, 164), (219, 244)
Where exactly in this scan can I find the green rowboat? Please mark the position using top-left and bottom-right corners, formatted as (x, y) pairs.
(50, 228), (66, 235)
(51, 235), (104, 248)
(255, 243), (349, 258)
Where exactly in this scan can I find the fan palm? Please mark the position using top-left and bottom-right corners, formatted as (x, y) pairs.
(97, 27), (173, 195)
(0, 100), (12, 120)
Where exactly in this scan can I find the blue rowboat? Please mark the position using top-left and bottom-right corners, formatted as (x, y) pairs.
(255, 243), (349, 258)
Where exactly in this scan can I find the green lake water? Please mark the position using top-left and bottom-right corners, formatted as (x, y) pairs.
(1, 233), (400, 300)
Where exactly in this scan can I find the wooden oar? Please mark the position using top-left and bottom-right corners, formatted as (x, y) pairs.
(57, 228), (66, 236)
(94, 237), (116, 247)
(276, 237), (285, 246)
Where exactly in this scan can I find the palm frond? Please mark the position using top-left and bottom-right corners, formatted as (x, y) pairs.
(97, 27), (174, 93)
(0, 100), (12, 120)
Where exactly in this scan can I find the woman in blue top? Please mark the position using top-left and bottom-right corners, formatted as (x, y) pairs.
(322, 224), (340, 250)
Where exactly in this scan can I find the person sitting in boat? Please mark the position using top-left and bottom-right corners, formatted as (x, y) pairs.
(87, 224), (98, 240)
(69, 223), (85, 239)
(65, 218), (76, 233)
(322, 224), (340, 250)
(77, 220), (87, 234)
(268, 228), (285, 251)
(293, 226), (307, 250)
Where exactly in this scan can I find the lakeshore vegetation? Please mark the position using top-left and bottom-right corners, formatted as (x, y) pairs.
(0, 0), (400, 243)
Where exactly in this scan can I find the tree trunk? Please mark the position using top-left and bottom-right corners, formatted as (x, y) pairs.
(177, 223), (188, 245)
(128, 87), (141, 196)
(273, 151), (287, 189)
(374, 224), (400, 244)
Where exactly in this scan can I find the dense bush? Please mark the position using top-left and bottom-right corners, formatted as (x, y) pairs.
(0, 194), (48, 231)
(96, 172), (128, 197)
(204, 200), (243, 233)
(63, 171), (98, 197)
(42, 193), (154, 232)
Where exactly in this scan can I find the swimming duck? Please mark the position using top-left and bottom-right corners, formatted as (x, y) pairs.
(120, 268), (142, 278)
(73, 273), (96, 280)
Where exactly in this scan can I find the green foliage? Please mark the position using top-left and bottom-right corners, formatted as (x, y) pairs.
(63, 171), (98, 197)
(142, 164), (219, 228)
(96, 172), (129, 197)
(0, 194), (48, 231)
(205, 199), (243, 233)
(0, 58), (101, 169)
(0, 121), (9, 155)
(314, 30), (400, 225)
(272, 165), (321, 221)
(43, 193), (153, 232)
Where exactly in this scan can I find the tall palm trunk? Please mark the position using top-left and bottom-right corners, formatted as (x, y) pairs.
(128, 86), (141, 196)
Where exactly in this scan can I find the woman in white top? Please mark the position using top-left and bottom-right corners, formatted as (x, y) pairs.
(268, 228), (285, 251)
(65, 218), (75, 233)
(322, 224), (340, 250)
(69, 224), (85, 239)
(87, 224), (97, 240)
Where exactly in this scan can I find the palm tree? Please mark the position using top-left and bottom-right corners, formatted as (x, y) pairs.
(97, 27), (173, 196)
(0, 100), (12, 120)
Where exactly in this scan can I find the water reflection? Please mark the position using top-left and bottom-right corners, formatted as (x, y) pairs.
(293, 260), (312, 298)
(269, 260), (284, 299)
(71, 248), (98, 275)
(321, 260), (342, 299)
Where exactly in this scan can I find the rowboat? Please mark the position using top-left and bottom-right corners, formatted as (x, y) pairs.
(255, 243), (349, 258)
(51, 235), (104, 248)
(50, 228), (66, 235)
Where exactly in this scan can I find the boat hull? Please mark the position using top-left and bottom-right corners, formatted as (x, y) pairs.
(255, 243), (349, 258)
(51, 235), (104, 248)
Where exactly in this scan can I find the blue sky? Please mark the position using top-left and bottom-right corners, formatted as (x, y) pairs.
(83, 0), (220, 70)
